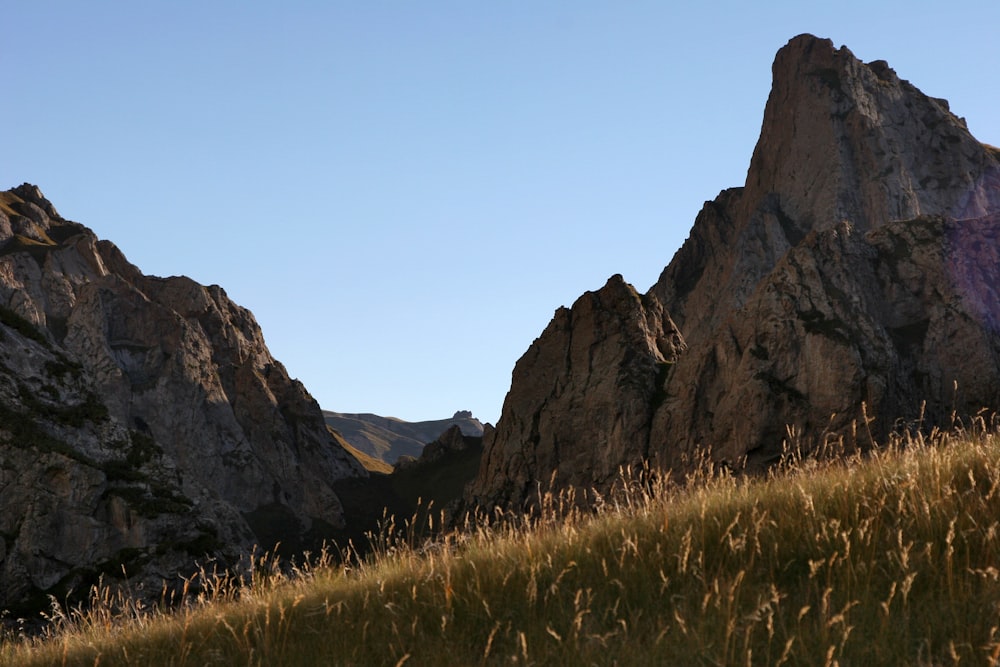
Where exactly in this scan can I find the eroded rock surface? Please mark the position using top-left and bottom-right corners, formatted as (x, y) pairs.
(0, 184), (365, 613)
(472, 274), (685, 506)
(469, 35), (1000, 508)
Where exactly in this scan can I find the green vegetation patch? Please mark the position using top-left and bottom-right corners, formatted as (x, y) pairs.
(42, 355), (83, 382)
(123, 430), (162, 468)
(798, 307), (853, 346)
(0, 401), (98, 467)
(16, 381), (108, 428)
(0, 304), (49, 348)
(340, 439), (393, 474)
(0, 236), (56, 266)
(104, 483), (193, 518)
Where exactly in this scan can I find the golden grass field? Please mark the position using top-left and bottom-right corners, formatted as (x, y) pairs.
(5, 414), (1000, 665)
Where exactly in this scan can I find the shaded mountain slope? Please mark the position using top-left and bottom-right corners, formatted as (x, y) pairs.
(329, 425), (485, 550)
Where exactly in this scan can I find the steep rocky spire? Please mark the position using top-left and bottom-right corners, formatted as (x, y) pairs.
(469, 35), (1000, 510)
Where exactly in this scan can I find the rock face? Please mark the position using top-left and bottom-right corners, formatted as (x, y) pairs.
(473, 275), (685, 507)
(0, 185), (365, 613)
(468, 35), (1000, 508)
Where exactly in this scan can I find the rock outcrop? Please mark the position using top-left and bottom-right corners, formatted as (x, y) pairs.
(0, 185), (366, 613)
(468, 35), (1000, 508)
(473, 275), (685, 507)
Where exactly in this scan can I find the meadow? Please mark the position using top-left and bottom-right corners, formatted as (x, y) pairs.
(5, 414), (1000, 665)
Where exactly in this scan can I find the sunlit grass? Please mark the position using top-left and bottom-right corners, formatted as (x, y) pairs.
(340, 439), (393, 474)
(0, 192), (22, 219)
(6, 416), (1000, 665)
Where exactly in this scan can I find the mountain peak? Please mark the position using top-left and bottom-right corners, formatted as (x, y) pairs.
(8, 182), (61, 219)
(744, 33), (995, 233)
(470, 35), (1000, 510)
(650, 32), (1000, 341)
(779, 33), (838, 62)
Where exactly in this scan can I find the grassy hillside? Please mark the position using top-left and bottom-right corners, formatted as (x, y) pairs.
(333, 430), (394, 474)
(5, 421), (1000, 665)
(324, 415), (404, 462)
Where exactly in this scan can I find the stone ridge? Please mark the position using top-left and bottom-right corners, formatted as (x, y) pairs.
(468, 34), (1000, 509)
(0, 184), (366, 613)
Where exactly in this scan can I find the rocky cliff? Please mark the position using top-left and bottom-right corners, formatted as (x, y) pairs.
(468, 34), (1000, 508)
(0, 184), (366, 613)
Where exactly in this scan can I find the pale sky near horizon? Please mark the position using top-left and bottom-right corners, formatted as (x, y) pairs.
(5, 2), (999, 423)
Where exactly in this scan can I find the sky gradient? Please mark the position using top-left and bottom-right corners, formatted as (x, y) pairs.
(5, 2), (999, 423)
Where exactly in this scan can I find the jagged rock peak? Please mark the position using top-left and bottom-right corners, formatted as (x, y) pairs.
(0, 184), (77, 251)
(8, 182), (61, 220)
(469, 35), (1000, 511)
(746, 33), (999, 232)
(653, 33), (1000, 343)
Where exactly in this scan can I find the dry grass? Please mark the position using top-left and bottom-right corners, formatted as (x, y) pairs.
(340, 439), (394, 474)
(0, 192), (22, 219)
(5, 415), (1000, 665)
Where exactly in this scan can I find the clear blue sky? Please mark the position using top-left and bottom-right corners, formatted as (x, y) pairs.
(5, 2), (999, 423)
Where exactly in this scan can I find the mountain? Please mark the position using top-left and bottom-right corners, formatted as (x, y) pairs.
(0, 185), (367, 614)
(324, 409), (485, 464)
(468, 34), (1000, 510)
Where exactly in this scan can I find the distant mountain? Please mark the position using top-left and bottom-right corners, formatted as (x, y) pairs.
(324, 410), (485, 465)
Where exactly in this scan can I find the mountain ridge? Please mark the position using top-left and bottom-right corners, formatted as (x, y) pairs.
(324, 409), (485, 465)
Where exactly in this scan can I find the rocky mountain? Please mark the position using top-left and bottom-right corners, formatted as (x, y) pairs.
(468, 34), (1000, 509)
(324, 409), (485, 464)
(0, 185), (367, 614)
